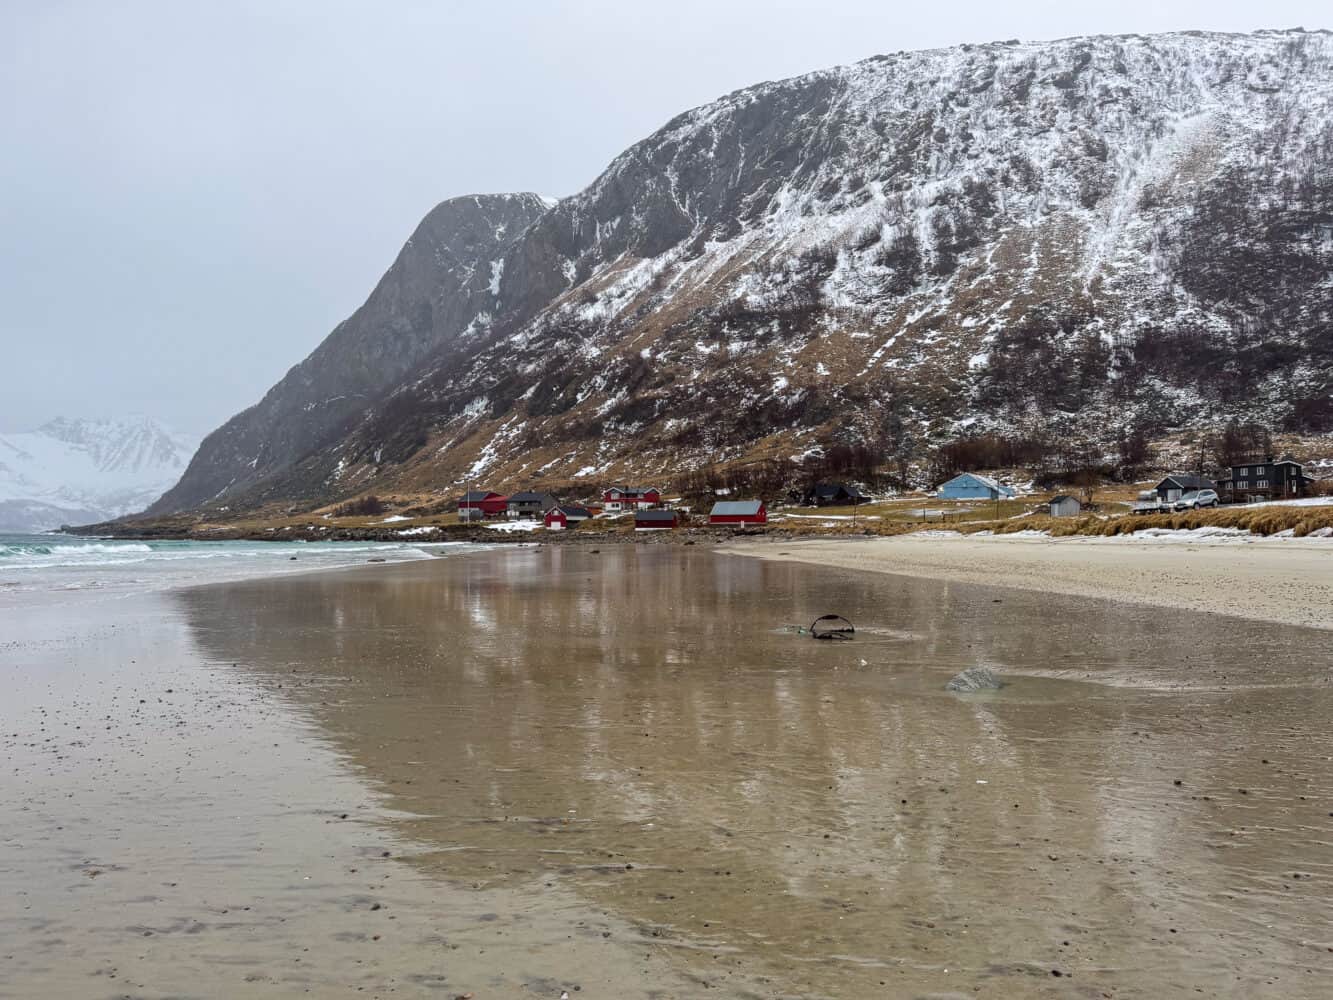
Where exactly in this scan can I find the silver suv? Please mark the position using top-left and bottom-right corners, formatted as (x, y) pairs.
(1173, 489), (1219, 511)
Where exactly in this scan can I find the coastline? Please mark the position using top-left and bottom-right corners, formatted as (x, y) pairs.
(721, 532), (1333, 630)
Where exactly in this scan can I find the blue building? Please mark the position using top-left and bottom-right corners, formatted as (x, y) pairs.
(936, 472), (1016, 500)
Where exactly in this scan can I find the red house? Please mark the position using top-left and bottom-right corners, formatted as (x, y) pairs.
(602, 486), (662, 511)
(457, 490), (508, 519)
(708, 500), (767, 525)
(544, 505), (592, 530)
(634, 509), (679, 530)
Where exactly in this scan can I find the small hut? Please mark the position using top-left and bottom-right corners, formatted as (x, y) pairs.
(544, 505), (592, 530)
(1049, 495), (1081, 518)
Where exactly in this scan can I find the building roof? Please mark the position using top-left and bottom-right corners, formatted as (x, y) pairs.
(607, 485), (658, 495)
(1158, 473), (1214, 490)
(460, 490), (500, 502)
(509, 491), (555, 502)
(549, 505), (592, 519)
(635, 509), (677, 522)
(939, 472), (1015, 494)
(812, 483), (865, 498)
(947, 472), (997, 488)
(1050, 495), (1078, 504)
(710, 500), (764, 516)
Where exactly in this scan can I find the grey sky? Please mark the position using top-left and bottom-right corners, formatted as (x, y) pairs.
(3, 1), (1327, 435)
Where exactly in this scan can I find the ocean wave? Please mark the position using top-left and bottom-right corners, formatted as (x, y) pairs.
(0, 541), (153, 559)
(0, 535), (473, 606)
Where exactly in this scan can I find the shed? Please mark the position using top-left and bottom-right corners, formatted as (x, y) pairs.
(1153, 474), (1214, 503)
(544, 505), (592, 530)
(936, 473), (1016, 500)
(507, 491), (559, 519)
(634, 509), (679, 530)
(709, 500), (767, 525)
(1049, 495), (1081, 518)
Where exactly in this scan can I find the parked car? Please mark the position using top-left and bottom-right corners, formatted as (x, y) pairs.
(1173, 489), (1219, 511)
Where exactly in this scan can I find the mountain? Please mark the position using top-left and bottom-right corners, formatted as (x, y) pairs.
(0, 417), (198, 532)
(155, 29), (1333, 515)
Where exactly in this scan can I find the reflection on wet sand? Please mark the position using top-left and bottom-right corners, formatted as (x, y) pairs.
(176, 546), (1333, 998)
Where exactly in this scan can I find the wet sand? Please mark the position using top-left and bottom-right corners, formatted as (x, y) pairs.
(725, 533), (1333, 630)
(3, 547), (1332, 998)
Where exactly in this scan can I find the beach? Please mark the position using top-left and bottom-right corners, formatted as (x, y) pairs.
(725, 532), (1333, 630)
(3, 544), (1333, 998)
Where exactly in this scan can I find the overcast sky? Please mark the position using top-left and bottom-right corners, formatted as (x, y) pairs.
(2, 1), (1327, 435)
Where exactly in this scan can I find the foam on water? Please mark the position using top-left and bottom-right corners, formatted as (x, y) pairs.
(0, 532), (476, 608)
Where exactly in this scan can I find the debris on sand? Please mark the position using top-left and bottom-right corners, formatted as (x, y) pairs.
(946, 666), (1003, 692)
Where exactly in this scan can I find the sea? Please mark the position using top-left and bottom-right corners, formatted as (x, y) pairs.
(0, 531), (473, 610)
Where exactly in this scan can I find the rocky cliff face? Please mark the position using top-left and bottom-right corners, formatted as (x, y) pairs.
(150, 192), (551, 512)
(157, 29), (1333, 513)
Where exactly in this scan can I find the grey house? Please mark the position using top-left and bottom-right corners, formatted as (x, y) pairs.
(1153, 474), (1215, 503)
(506, 491), (559, 519)
(1218, 457), (1314, 501)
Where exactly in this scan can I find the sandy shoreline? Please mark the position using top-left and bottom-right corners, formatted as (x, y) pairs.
(723, 533), (1333, 630)
(5, 546), (1333, 998)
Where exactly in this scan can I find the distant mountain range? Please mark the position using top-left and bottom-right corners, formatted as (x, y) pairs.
(0, 417), (197, 532)
(153, 29), (1332, 516)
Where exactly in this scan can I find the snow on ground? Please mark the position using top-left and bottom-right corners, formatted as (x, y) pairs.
(379, 515), (411, 523)
(778, 512), (881, 521)
(1237, 497), (1333, 509)
(484, 520), (540, 532)
(396, 526), (440, 536)
(924, 524), (1333, 544)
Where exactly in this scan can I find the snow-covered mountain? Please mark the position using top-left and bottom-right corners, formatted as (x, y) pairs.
(0, 417), (198, 531)
(155, 29), (1333, 514)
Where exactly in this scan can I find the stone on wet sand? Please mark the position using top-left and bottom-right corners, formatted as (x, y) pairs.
(946, 666), (1003, 692)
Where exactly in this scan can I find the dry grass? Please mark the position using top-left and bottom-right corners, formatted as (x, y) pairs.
(1094, 505), (1333, 538)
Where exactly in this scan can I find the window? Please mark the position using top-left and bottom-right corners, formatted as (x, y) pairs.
(1238, 466), (1248, 475)
(1256, 479), (1268, 488)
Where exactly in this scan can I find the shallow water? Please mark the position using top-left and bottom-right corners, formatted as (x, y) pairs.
(3, 546), (1332, 997)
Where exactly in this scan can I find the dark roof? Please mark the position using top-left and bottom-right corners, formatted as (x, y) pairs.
(1158, 474), (1214, 490)
(635, 509), (677, 522)
(509, 491), (555, 502)
(550, 505), (592, 519)
(710, 500), (764, 516)
(812, 483), (865, 498)
(1049, 495), (1078, 504)
(460, 490), (498, 502)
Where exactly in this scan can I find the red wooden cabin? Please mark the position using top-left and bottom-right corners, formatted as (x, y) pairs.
(708, 500), (767, 525)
